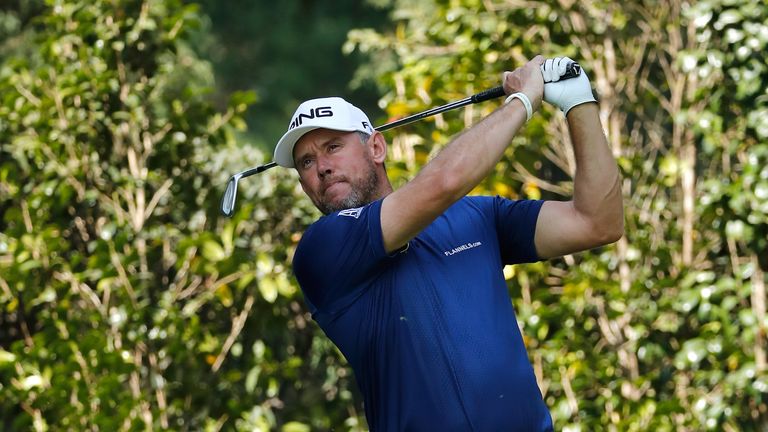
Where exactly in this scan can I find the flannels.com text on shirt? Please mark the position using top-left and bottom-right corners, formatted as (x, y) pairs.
(444, 242), (482, 256)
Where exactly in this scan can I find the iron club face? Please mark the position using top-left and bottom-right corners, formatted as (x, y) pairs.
(220, 175), (240, 218)
(219, 162), (278, 217)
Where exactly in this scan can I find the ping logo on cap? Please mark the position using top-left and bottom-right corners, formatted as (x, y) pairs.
(289, 106), (333, 130)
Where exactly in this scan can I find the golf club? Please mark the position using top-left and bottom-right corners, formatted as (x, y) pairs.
(220, 62), (581, 217)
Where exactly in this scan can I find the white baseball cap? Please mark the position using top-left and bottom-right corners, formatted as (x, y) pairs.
(273, 97), (375, 168)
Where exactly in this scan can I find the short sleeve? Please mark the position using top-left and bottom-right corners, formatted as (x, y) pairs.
(293, 199), (390, 317)
(492, 196), (544, 264)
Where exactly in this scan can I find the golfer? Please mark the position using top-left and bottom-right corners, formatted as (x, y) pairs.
(273, 56), (623, 431)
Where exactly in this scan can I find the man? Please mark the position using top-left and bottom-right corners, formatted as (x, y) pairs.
(272, 56), (623, 431)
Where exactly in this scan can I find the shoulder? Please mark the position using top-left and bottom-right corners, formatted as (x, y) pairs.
(462, 195), (495, 208)
(298, 201), (381, 247)
(293, 200), (391, 315)
(294, 199), (387, 272)
(464, 195), (544, 218)
(448, 195), (499, 217)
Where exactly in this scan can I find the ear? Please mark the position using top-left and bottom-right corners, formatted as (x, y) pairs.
(368, 132), (387, 164)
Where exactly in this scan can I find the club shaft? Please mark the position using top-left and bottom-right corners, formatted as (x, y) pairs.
(375, 85), (512, 132)
(239, 162), (277, 177)
(222, 62), (582, 216)
(376, 95), (479, 132)
(228, 63), (580, 179)
(376, 62), (579, 132)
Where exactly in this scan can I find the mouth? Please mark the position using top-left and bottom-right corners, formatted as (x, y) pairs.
(322, 179), (347, 197)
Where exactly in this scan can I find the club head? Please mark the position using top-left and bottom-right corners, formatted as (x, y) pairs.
(220, 175), (239, 217)
(219, 162), (279, 218)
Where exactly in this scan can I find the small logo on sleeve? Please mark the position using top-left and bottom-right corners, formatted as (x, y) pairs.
(338, 207), (363, 219)
(444, 241), (482, 256)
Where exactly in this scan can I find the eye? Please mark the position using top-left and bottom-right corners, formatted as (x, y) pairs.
(300, 157), (313, 169)
(328, 141), (342, 152)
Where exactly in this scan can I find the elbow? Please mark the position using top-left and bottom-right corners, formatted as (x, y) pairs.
(583, 196), (624, 247)
(595, 208), (624, 246)
(432, 169), (469, 203)
(604, 218), (625, 244)
(589, 222), (623, 248)
(596, 182), (624, 245)
(610, 195), (626, 242)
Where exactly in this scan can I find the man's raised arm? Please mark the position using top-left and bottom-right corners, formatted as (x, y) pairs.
(380, 56), (546, 254)
(534, 58), (624, 259)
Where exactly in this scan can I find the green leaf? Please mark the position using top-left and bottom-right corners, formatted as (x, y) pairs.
(0, 348), (16, 364)
(282, 422), (311, 432)
(202, 240), (226, 262)
(245, 366), (261, 394)
(258, 278), (278, 303)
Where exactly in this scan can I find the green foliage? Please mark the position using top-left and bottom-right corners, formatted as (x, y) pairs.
(0, 0), (363, 430)
(347, 0), (768, 429)
(191, 0), (389, 152)
(2, 0), (767, 430)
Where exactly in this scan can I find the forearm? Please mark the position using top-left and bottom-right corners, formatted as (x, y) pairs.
(567, 103), (624, 239)
(412, 99), (528, 203)
(379, 100), (529, 252)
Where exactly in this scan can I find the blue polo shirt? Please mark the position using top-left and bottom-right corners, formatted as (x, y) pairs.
(293, 196), (553, 431)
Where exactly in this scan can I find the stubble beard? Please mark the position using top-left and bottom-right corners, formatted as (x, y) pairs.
(316, 157), (380, 215)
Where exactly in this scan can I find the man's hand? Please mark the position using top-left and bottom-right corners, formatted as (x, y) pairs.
(541, 57), (597, 116)
(502, 56), (545, 112)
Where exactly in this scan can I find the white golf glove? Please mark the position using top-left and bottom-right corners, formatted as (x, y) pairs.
(541, 57), (597, 116)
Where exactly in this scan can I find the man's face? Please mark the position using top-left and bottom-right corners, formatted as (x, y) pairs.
(293, 129), (380, 215)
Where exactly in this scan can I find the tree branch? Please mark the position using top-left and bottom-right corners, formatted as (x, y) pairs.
(212, 294), (255, 372)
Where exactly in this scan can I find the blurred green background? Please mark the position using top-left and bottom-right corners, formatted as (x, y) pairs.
(1, 0), (766, 430)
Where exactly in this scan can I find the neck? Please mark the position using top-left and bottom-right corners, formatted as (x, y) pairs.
(376, 171), (394, 200)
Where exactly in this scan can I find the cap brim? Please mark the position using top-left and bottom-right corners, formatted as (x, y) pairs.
(273, 124), (361, 168)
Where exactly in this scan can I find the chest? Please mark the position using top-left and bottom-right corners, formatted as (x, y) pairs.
(404, 206), (499, 265)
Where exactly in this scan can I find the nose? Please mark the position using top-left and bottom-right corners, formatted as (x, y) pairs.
(315, 155), (333, 178)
